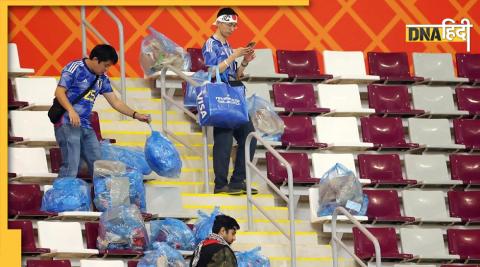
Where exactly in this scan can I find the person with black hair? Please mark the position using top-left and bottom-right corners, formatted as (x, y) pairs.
(53, 44), (151, 178)
(202, 7), (259, 195)
(190, 214), (240, 267)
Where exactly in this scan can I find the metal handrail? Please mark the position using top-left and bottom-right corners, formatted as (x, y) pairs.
(331, 207), (381, 267)
(245, 132), (296, 267)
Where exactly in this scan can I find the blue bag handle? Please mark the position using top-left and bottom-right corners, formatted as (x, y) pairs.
(207, 65), (223, 84)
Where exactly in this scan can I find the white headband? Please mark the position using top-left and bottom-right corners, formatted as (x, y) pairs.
(213, 14), (238, 25)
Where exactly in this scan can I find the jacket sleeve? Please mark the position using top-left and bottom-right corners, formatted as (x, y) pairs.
(207, 246), (237, 267)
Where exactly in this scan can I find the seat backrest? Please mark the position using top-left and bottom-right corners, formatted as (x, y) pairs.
(447, 229), (480, 256)
(84, 222), (99, 250)
(127, 262), (138, 267)
(311, 153), (357, 178)
(266, 152), (311, 184)
(317, 84), (363, 110)
(413, 53), (457, 79)
(400, 228), (449, 258)
(323, 50), (367, 76)
(8, 43), (27, 71)
(90, 111), (103, 141)
(8, 78), (17, 103)
(242, 48), (278, 75)
(357, 154), (403, 181)
(8, 147), (49, 174)
(353, 227), (400, 257)
(14, 77), (57, 106)
(450, 154), (480, 183)
(37, 221), (86, 250)
(145, 185), (183, 216)
(315, 116), (362, 144)
(360, 117), (406, 145)
(456, 53), (480, 79)
(456, 87), (480, 113)
(408, 118), (454, 146)
(448, 191), (480, 219)
(8, 220), (37, 250)
(49, 147), (61, 173)
(411, 86), (458, 113)
(26, 260), (72, 267)
(363, 190), (403, 218)
(367, 52), (411, 78)
(403, 190), (450, 220)
(453, 119), (480, 147)
(280, 116), (315, 144)
(367, 84), (412, 112)
(9, 110), (55, 141)
(187, 48), (208, 72)
(276, 50), (320, 75)
(244, 82), (271, 102)
(404, 154), (450, 182)
(8, 183), (43, 215)
(273, 83), (317, 108)
(80, 260), (124, 267)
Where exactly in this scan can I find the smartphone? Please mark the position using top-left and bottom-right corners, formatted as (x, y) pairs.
(246, 41), (256, 48)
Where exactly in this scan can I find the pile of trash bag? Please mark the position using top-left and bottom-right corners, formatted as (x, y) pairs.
(150, 218), (195, 251)
(235, 247), (270, 267)
(101, 140), (152, 175)
(145, 128), (182, 178)
(41, 177), (91, 212)
(138, 242), (187, 267)
(193, 206), (221, 245)
(247, 94), (284, 141)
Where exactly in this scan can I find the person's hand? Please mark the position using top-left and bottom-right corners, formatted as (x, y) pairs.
(243, 50), (256, 63)
(68, 110), (81, 127)
(134, 113), (151, 123)
(233, 47), (254, 59)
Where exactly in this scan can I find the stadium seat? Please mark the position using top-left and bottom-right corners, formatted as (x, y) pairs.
(127, 262), (138, 267)
(363, 190), (415, 223)
(266, 152), (319, 184)
(239, 48), (288, 81)
(367, 52), (424, 84)
(448, 190), (480, 225)
(276, 50), (332, 82)
(8, 79), (28, 110)
(26, 260), (72, 267)
(411, 86), (468, 117)
(322, 50), (380, 83)
(8, 183), (56, 218)
(145, 185), (193, 220)
(404, 154), (462, 187)
(367, 84), (424, 117)
(9, 110), (56, 145)
(272, 83), (330, 115)
(14, 77), (57, 110)
(8, 220), (50, 255)
(408, 118), (465, 151)
(353, 227), (413, 261)
(412, 52), (469, 84)
(245, 82), (272, 103)
(311, 153), (370, 184)
(91, 111), (116, 143)
(8, 119), (24, 144)
(402, 190), (460, 224)
(8, 147), (57, 182)
(361, 117), (419, 150)
(84, 222), (143, 257)
(453, 119), (480, 150)
(280, 115), (327, 149)
(456, 87), (480, 117)
(400, 228), (459, 260)
(186, 48), (208, 72)
(317, 84), (375, 116)
(79, 260), (124, 267)
(357, 154), (416, 186)
(8, 43), (34, 75)
(315, 117), (373, 150)
(447, 229), (480, 260)
(456, 53), (480, 84)
(450, 154), (480, 186)
(48, 147), (90, 180)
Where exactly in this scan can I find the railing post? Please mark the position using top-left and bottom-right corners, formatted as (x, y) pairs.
(81, 7), (87, 58)
(245, 133), (254, 231)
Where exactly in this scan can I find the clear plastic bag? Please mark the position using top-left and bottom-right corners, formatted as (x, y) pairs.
(235, 247), (271, 267)
(317, 163), (368, 216)
(140, 26), (191, 76)
(150, 218), (195, 251)
(145, 128), (182, 178)
(41, 177), (91, 212)
(101, 140), (152, 175)
(193, 206), (221, 245)
(97, 204), (149, 250)
(138, 242), (187, 267)
(247, 94), (284, 141)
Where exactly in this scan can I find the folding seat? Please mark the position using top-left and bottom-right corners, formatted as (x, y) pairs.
(357, 154), (416, 186)
(368, 52), (424, 84)
(48, 147), (89, 180)
(311, 153), (371, 183)
(79, 260), (124, 267)
(456, 53), (480, 84)
(456, 87), (480, 117)
(8, 183), (56, 218)
(8, 220), (50, 255)
(411, 86), (468, 117)
(91, 111), (116, 143)
(413, 52), (469, 85)
(367, 84), (424, 117)
(266, 152), (319, 185)
(85, 222), (143, 257)
(14, 77), (57, 109)
(408, 118), (465, 151)
(187, 48), (208, 72)
(280, 115), (327, 149)
(322, 50), (380, 83)
(8, 43), (34, 75)
(453, 119), (480, 150)
(315, 117), (373, 150)
(238, 48), (288, 81)
(402, 190), (460, 224)
(9, 110), (56, 145)
(450, 154), (480, 186)
(448, 191), (480, 225)
(447, 229), (480, 260)
(8, 147), (57, 182)
(8, 78), (28, 110)
(317, 84), (375, 116)
(404, 154), (462, 187)
(127, 262), (138, 267)
(8, 119), (24, 144)
(26, 260), (72, 267)
(361, 117), (419, 150)
(245, 82), (272, 103)
(272, 83), (330, 115)
(363, 190), (415, 223)
(400, 228), (459, 260)
(276, 50), (332, 82)
(353, 227), (413, 261)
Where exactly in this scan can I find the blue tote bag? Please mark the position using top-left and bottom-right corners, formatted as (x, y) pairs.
(196, 66), (249, 128)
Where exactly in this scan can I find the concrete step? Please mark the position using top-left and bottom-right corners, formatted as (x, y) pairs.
(114, 140), (210, 156)
(234, 231), (318, 245)
(145, 180), (266, 194)
(184, 204), (290, 220)
(268, 257), (355, 267)
(235, 219), (319, 232)
(100, 119), (193, 133)
(95, 106), (194, 121)
(102, 131), (204, 145)
(180, 193), (276, 206)
(232, 243), (331, 258)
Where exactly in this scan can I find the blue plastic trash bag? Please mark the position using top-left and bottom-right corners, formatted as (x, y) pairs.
(193, 206), (222, 245)
(41, 177), (91, 212)
(235, 247), (270, 267)
(97, 205), (149, 250)
(196, 67), (249, 128)
(317, 163), (368, 216)
(101, 140), (152, 175)
(150, 218), (195, 250)
(247, 94), (284, 141)
(138, 242), (187, 267)
(145, 128), (182, 178)
(184, 70), (209, 108)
